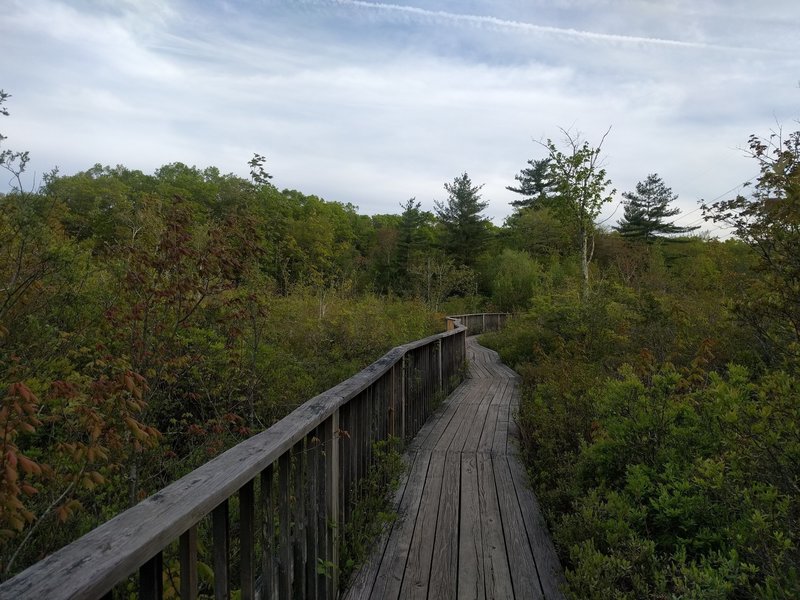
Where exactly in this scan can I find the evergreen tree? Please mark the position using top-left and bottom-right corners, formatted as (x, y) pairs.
(616, 173), (698, 241)
(434, 172), (490, 267)
(506, 158), (551, 209)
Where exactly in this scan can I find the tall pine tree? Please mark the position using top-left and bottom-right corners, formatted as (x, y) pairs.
(616, 173), (698, 241)
(435, 172), (490, 267)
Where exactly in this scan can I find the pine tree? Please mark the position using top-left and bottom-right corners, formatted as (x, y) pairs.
(434, 172), (490, 266)
(506, 158), (551, 209)
(616, 173), (698, 241)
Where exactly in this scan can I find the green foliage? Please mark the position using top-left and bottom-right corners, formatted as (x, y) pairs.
(543, 129), (615, 298)
(0, 151), (442, 577)
(485, 249), (543, 312)
(507, 157), (552, 209)
(703, 127), (800, 365)
(339, 437), (405, 589)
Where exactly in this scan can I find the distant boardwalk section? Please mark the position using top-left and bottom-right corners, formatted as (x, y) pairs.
(344, 336), (565, 599)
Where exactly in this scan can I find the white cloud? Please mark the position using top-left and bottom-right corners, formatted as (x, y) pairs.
(1, 0), (798, 231)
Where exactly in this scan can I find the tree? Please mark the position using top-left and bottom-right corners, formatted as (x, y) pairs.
(544, 129), (615, 299)
(616, 173), (698, 241)
(507, 158), (552, 209)
(434, 172), (490, 267)
(703, 126), (800, 363)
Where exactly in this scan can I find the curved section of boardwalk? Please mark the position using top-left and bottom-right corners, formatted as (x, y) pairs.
(345, 337), (565, 599)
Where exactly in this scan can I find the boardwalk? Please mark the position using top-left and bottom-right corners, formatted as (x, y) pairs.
(344, 337), (565, 599)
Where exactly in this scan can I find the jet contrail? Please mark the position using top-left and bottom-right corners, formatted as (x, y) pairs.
(336, 0), (745, 51)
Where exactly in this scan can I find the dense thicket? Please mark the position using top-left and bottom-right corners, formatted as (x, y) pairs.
(0, 157), (453, 575)
(484, 126), (800, 598)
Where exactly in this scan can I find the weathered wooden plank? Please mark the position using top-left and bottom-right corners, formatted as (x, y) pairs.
(477, 401), (501, 455)
(428, 451), (461, 599)
(401, 450), (446, 598)
(430, 392), (480, 453)
(506, 455), (566, 599)
(461, 381), (496, 445)
(370, 450), (432, 599)
(477, 452), (513, 600)
(412, 383), (468, 453)
(458, 453), (485, 600)
(493, 455), (544, 599)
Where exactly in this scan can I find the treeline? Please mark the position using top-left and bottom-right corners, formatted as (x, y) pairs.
(483, 127), (800, 598)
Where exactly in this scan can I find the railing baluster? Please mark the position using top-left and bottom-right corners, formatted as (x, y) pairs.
(306, 431), (318, 599)
(317, 424), (329, 598)
(212, 500), (229, 600)
(260, 464), (275, 599)
(240, 480), (255, 600)
(180, 526), (198, 600)
(279, 451), (292, 598)
(292, 439), (305, 599)
(325, 410), (340, 594)
(139, 551), (163, 600)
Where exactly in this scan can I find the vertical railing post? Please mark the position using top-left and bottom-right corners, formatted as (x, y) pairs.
(437, 338), (443, 394)
(212, 500), (229, 600)
(400, 355), (406, 442)
(240, 480), (255, 600)
(325, 409), (340, 595)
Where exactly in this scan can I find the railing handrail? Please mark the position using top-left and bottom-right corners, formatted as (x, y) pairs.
(446, 312), (511, 319)
(0, 322), (468, 599)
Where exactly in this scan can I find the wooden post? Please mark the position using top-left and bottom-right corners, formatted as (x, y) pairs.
(437, 338), (443, 394)
(240, 480), (255, 600)
(139, 551), (163, 600)
(279, 452), (291, 598)
(212, 500), (229, 600)
(400, 356), (406, 442)
(180, 526), (198, 600)
(260, 464), (274, 600)
(324, 410), (340, 595)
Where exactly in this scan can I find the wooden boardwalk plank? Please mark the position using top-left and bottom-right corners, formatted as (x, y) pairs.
(428, 451), (461, 599)
(458, 453), (485, 600)
(400, 450), (446, 599)
(494, 455), (545, 599)
(478, 453), (514, 600)
(506, 455), (566, 599)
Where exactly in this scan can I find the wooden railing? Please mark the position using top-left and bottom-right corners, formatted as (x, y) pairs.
(446, 312), (511, 335)
(1, 317), (498, 599)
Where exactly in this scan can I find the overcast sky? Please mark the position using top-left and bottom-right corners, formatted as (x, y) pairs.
(2, 0), (798, 234)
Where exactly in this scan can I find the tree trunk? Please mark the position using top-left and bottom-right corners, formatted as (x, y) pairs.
(581, 228), (590, 301)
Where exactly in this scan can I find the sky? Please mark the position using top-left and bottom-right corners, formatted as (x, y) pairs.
(1, 0), (799, 235)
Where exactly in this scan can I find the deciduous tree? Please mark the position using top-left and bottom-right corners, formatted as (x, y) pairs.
(544, 129), (615, 299)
